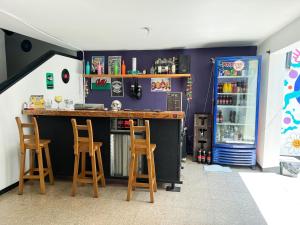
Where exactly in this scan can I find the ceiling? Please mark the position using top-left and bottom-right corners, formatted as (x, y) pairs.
(0, 0), (300, 51)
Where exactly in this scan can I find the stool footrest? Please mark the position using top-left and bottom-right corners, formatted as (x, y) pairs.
(133, 182), (150, 188)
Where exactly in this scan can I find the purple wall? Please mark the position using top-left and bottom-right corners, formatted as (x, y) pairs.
(84, 46), (257, 153)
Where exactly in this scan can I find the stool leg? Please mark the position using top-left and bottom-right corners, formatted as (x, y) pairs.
(96, 149), (105, 187)
(91, 154), (99, 198)
(81, 152), (86, 183)
(147, 154), (154, 203)
(44, 145), (54, 185)
(29, 150), (35, 176)
(18, 150), (26, 195)
(71, 154), (79, 196)
(37, 149), (46, 194)
(127, 153), (135, 201)
(132, 155), (138, 191)
(151, 151), (157, 192)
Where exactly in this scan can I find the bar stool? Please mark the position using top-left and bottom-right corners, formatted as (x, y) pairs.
(71, 119), (105, 198)
(15, 117), (54, 194)
(127, 120), (157, 203)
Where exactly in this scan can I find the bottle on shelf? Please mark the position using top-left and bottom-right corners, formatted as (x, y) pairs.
(157, 58), (162, 74)
(85, 61), (90, 75)
(121, 60), (126, 75)
(171, 57), (176, 74)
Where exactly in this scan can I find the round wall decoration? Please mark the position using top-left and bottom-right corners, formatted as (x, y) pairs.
(61, 69), (70, 84)
(21, 40), (32, 52)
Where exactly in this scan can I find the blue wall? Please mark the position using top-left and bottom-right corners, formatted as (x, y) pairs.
(83, 46), (257, 153)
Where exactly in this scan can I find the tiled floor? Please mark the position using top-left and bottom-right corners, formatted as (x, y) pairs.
(0, 159), (284, 225)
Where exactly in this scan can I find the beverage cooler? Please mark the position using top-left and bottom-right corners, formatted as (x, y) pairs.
(212, 56), (261, 168)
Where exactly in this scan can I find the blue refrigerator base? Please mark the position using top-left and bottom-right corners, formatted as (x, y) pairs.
(213, 147), (256, 167)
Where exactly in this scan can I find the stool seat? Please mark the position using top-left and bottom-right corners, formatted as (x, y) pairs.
(24, 139), (51, 149)
(135, 143), (156, 152)
(77, 142), (103, 153)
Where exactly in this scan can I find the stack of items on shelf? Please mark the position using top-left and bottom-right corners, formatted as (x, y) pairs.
(193, 114), (212, 164)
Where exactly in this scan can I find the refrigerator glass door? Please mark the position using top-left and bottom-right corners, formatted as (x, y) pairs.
(215, 58), (259, 145)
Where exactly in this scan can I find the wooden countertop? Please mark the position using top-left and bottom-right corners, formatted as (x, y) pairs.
(22, 109), (184, 119)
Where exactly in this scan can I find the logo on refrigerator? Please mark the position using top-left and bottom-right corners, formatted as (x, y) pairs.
(233, 60), (245, 71)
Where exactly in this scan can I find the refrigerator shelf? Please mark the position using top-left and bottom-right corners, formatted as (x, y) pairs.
(217, 93), (253, 95)
(217, 105), (254, 108)
(216, 122), (254, 126)
(217, 76), (250, 79)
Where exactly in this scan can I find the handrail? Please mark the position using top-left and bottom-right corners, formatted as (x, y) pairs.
(0, 50), (81, 94)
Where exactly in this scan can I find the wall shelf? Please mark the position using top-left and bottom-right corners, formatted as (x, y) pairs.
(82, 74), (191, 79)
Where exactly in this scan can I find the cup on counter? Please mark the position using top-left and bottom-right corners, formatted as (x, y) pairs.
(64, 99), (74, 109)
(44, 99), (52, 109)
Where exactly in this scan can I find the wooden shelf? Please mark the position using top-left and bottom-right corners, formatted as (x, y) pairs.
(82, 74), (191, 79)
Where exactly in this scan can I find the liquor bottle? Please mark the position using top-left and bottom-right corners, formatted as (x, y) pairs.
(85, 61), (90, 75)
(232, 82), (237, 93)
(201, 150), (206, 164)
(121, 60), (126, 75)
(171, 57), (176, 74)
(150, 66), (155, 74)
(229, 96), (233, 105)
(220, 110), (224, 123)
(207, 151), (212, 165)
(198, 149), (202, 163)
(114, 61), (119, 75)
(225, 96), (229, 105)
(157, 58), (162, 74)
(217, 97), (220, 105)
(237, 82), (241, 93)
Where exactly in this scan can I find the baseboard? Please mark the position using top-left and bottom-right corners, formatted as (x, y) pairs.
(0, 182), (19, 195)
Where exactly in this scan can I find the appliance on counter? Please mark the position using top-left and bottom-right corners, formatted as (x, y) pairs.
(74, 103), (105, 110)
(212, 56), (261, 168)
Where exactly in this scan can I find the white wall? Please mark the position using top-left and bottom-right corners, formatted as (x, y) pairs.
(0, 55), (83, 191)
(0, 29), (7, 82)
(257, 16), (300, 169)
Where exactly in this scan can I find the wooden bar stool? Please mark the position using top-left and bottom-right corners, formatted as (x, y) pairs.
(71, 118), (105, 198)
(127, 120), (157, 203)
(16, 117), (54, 194)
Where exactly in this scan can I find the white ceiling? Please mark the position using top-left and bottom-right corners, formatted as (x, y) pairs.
(0, 0), (300, 51)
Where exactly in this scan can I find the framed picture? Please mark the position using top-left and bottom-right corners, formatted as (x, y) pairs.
(91, 56), (111, 90)
(91, 56), (105, 74)
(108, 56), (121, 75)
(151, 78), (171, 92)
(111, 78), (124, 97)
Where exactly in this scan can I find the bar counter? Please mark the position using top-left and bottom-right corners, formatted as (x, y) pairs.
(22, 109), (184, 187)
(23, 108), (185, 119)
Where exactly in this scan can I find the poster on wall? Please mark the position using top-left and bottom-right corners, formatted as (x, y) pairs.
(151, 78), (171, 92)
(90, 56), (111, 90)
(108, 56), (123, 97)
(46, 72), (54, 89)
(281, 48), (300, 156)
(111, 78), (124, 97)
(108, 56), (121, 74)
